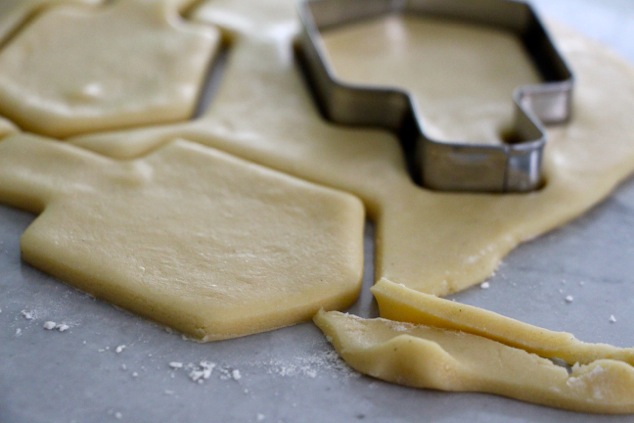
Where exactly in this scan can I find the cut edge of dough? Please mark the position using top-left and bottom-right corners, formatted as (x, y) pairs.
(371, 277), (634, 366)
(314, 309), (634, 414)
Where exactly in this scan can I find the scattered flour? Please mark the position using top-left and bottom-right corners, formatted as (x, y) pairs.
(260, 349), (357, 380)
(115, 345), (126, 354)
(187, 361), (216, 383)
(609, 314), (617, 323)
(169, 361), (249, 385)
(20, 309), (36, 320)
(218, 366), (239, 381)
(43, 321), (57, 330)
(565, 295), (574, 303)
(480, 282), (490, 289)
(566, 365), (607, 400)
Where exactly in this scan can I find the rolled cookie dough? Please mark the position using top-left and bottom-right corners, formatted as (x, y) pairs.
(314, 310), (634, 414)
(0, 0), (220, 138)
(0, 134), (365, 340)
(372, 278), (634, 366)
(69, 6), (634, 297)
(0, 0), (103, 46)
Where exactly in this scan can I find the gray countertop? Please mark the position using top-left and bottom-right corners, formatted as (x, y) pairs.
(2, 1), (634, 422)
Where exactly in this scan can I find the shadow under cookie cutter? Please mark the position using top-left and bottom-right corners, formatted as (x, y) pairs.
(297, 0), (574, 193)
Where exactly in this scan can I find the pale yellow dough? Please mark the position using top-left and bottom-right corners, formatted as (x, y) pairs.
(0, 0), (103, 46)
(2, 0), (634, 413)
(321, 15), (542, 143)
(372, 278), (634, 366)
(0, 134), (364, 340)
(0, 0), (220, 138)
(314, 310), (634, 414)
(70, 7), (634, 298)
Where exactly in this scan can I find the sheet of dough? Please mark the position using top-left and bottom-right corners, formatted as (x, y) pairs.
(0, 134), (365, 340)
(0, 0), (103, 46)
(0, 0), (632, 413)
(372, 278), (634, 366)
(314, 310), (634, 414)
(0, 0), (220, 138)
(69, 3), (634, 297)
(320, 15), (542, 143)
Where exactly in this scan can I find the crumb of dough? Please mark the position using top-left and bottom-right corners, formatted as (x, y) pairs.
(188, 361), (216, 383)
(43, 321), (57, 330)
(20, 309), (35, 320)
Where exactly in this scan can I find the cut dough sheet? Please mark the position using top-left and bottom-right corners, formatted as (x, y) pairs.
(0, 134), (365, 341)
(314, 310), (634, 414)
(0, 0), (103, 46)
(0, 0), (633, 412)
(372, 278), (634, 366)
(69, 7), (634, 298)
(0, 0), (220, 138)
(320, 15), (542, 144)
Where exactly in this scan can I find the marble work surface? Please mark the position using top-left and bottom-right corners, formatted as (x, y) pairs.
(1, 1), (634, 422)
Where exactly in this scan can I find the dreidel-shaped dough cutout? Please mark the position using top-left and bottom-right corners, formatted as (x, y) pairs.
(0, 0), (221, 138)
(0, 135), (365, 340)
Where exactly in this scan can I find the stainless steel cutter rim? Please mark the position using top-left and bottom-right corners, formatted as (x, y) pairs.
(297, 0), (575, 193)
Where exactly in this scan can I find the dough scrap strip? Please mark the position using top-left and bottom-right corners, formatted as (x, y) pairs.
(297, 0), (574, 192)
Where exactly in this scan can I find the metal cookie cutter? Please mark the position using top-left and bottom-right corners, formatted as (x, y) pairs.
(297, 0), (574, 193)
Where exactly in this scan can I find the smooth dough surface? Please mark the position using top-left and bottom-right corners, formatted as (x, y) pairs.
(69, 5), (634, 297)
(0, 0), (220, 138)
(321, 15), (542, 143)
(0, 134), (365, 340)
(2, 0), (634, 413)
(314, 310), (634, 414)
(0, 0), (103, 45)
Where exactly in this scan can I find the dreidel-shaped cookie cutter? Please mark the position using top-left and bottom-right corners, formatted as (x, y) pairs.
(297, 0), (574, 193)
